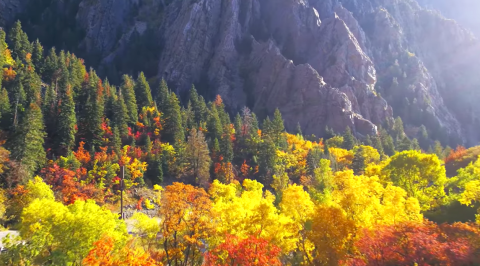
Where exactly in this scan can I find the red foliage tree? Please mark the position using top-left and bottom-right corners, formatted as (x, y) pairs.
(205, 234), (281, 266)
(347, 221), (479, 266)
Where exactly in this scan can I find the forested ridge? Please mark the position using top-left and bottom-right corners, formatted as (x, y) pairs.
(1, 21), (480, 265)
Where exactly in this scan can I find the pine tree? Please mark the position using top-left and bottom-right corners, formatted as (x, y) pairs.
(381, 130), (395, 156)
(120, 75), (138, 125)
(145, 154), (163, 185)
(342, 126), (355, 150)
(80, 70), (105, 149)
(32, 39), (44, 74)
(258, 137), (277, 187)
(8, 21), (31, 60)
(397, 136), (412, 152)
(163, 92), (185, 146)
(411, 138), (421, 151)
(189, 85), (208, 125)
(418, 125), (429, 150)
(21, 57), (42, 105)
(185, 128), (211, 188)
(323, 141), (330, 157)
(111, 126), (122, 156)
(43, 47), (58, 84)
(365, 135), (373, 146)
(114, 92), (129, 138)
(296, 122), (303, 136)
(9, 103), (46, 178)
(220, 125), (233, 163)
(272, 109), (285, 135)
(155, 78), (169, 110)
(306, 146), (323, 176)
(0, 29), (6, 71)
(0, 88), (11, 128)
(352, 147), (366, 175)
(207, 104), (223, 143)
(372, 134), (384, 154)
(56, 56), (77, 154)
(43, 83), (57, 137)
(392, 117), (405, 143)
(134, 72), (153, 109)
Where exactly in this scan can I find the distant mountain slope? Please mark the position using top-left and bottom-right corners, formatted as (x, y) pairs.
(1, 0), (479, 146)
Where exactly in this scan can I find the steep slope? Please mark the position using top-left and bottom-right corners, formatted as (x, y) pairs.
(1, 0), (479, 146)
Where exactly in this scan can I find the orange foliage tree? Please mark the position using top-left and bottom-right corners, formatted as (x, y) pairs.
(159, 182), (214, 266)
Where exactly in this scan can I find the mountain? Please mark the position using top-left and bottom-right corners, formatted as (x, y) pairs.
(1, 0), (480, 146)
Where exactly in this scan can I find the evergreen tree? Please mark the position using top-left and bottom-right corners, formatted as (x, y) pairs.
(296, 122), (303, 136)
(306, 146), (323, 176)
(0, 29), (6, 71)
(80, 70), (105, 149)
(43, 47), (58, 84)
(220, 125), (233, 163)
(163, 92), (185, 146)
(120, 75), (138, 125)
(381, 130), (396, 156)
(342, 126), (355, 150)
(134, 72), (153, 109)
(189, 86), (208, 125)
(206, 103), (223, 143)
(155, 79), (169, 110)
(32, 39), (44, 74)
(372, 134), (384, 154)
(114, 92), (129, 138)
(418, 125), (430, 150)
(185, 128), (211, 188)
(9, 103), (46, 178)
(392, 117), (405, 143)
(43, 83), (57, 137)
(145, 154), (163, 185)
(0, 88), (11, 128)
(56, 57), (77, 154)
(397, 136), (412, 152)
(111, 126), (122, 156)
(21, 57), (42, 105)
(8, 21), (31, 60)
(365, 135), (373, 146)
(323, 141), (330, 157)
(352, 147), (366, 175)
(258, 137), (277, 187)
(411, 138), (421, 151)
(10, 79), (26, 127)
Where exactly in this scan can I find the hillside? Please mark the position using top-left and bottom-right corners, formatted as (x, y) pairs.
(1, 0), (480, 147)
(2, 1), (480, 265)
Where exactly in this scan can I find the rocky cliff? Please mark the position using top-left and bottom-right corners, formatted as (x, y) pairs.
(1, 0), (480, 145)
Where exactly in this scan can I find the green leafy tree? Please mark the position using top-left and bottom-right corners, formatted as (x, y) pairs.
(382, 150), (447, 211)
(9, 103), (46, 177)
(134, 72), (153, 109)
(189, 85), (208, 125)
(0, 88), (11, 127)
(155, 78), (169, 110)
(80, 70), (104, 149)
(43, 47), (58, 84)
(397, 136), (412, 152)
(162, 90), (185, 146)
(207, 103), (223, 143)
(306, 146), (324, 176)
(114, 92), (129, 138)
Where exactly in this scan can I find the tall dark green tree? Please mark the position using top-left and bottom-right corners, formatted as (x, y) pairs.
(397, 136), (412, 152)
(80, 70), (105, 149)
(306, 146), (323, 176)
(9, 103), (46, 178)
(21, 58), (42, 105)
(155, 79), (169, 110)
(0, 88), (11, 128)
(342, 126), (355, 150)
(43, 47), (58, 84)
(43, 82), (57, 137)
(296, 122), (303, 136)
(114, 92), (129, 138)
(145, 153), (163, 185)
(162, 91), (185, 146)
(372, 134), (384, 154)
(381, 129), (396, 156)
(206, 103), (223, 143)
(258, 137), (277, 187)
(111, 126), (122, 156)
(220, 125), (233, 163)
(352, 147), (366, 175)
(134, 72), (153, 109)
(0, 29), (7, 69)
(189, 86), (208, 125)
(56, 56), (77, 154)
(8, 21), (32, 60)
(31, 39), (44, 74)
(120, 75), (138, 125)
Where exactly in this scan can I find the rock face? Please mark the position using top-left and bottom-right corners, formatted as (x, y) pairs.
(2, 0), (480, 145)
(0, 0), (25, 27)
